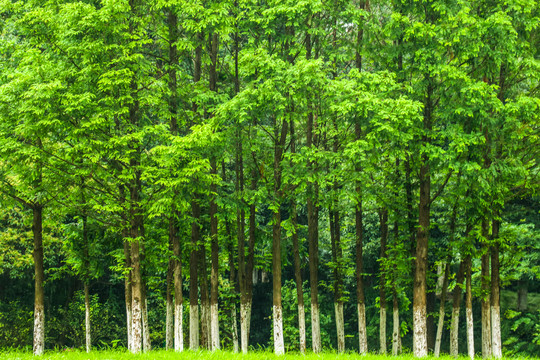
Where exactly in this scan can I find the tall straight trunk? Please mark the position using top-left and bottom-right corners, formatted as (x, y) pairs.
(123, 232), (133, 351)
(130, 215), (143, 354)
(84, 281), (91, 353)
(306, 24), (321, 354)
(141, 283), (151, 351)
(290, 122), (306, 353)
(491, 219), (501, 358)
(272, 117), (288, 355)
(450, 259), (466, 357)
(481, 221), (491, 358)
(392, 216), (401, 356)
(330, 208), (345, 353)
(208, 30), (220, 351)
(189, 200), (200, 350)
(167, 8), (182, 352)
(466, 256), (474, 360)
(228, 231), (239, 353)
(244, 167), (257, 349)
(199, 232), (210, 349)
(189, 40), (202, 351)
(379, 209), (388, 355)
(292, 204), (306, 353)
(32, 204), (45, 356)
(81, 211), (91, 353)
(517, 280), (528, 311)
(166, 255), (174, 350)
(413, 79), (433, 357)
(434, 262), (450, 357)
(170, 216), (183, 352)
(392, 291), (400, 356)
(354, 124), (367, 354)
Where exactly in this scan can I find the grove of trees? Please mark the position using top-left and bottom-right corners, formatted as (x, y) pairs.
(0, 0), (539, 357)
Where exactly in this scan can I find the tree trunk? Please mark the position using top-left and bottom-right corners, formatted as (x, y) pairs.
(210, 158), (220, 351)
(379, 209), (388, 355)
(291, 120), (306, 354)
(413, 79), (433, 358)
(32, 205), (45, 355)
(199, 230), (210, 350)
(166, 254), (174, 350)
(434, 262), (450, 357)
(330, 208), (345, 353)
(227, 220), (239, 353)
(481, 223), (491, 358)
(491, 220), (501, 358)
(354, 125), (368, 354)
(466, 256), (474, 360)
(189, 199), (200, 350)
(141, 284), (151, 352)
(84, 281), (91, 353)
(517, 280), (528, 311)
(272, 117), (288, 355)
(306, 26), (321, 354)
(130, 218), (143, 354)
(392, 291), (400, 356)
(450, 259), (466, 357)
(123, 234), (133, 352)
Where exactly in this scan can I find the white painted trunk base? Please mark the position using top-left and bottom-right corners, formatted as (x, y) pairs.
(126, 304), (133, 351)
(33, 306), (45, 355)
(335, 302), (345, 353)
(190, 305), (199, 350)
(380, 307), (387, 354)
(85, 298), (91, 352)
(232, 303), (239, 353)
(210, 303), (220, 350)
(174, 303), (183, 351)
(466, 306), (474, 359)
(201, 303), (210, 349)
(413, 307), (428, 357)
(131, 298), (142, 354)
(392, 306), (400, 356)
(166, 300), (173, 350)
(450, 307), (460, 357)
(357, 303), (368, 354)
(491, 305), (502, 358)
(311, 303), (321, 353)
(481, 304), (491, 358)
(142, 299), (151, 352)
(240, 302), (251, 353)
(298, 303), (306, 354)
(434, 304), (445, 357)
(273, 305), (285, 355)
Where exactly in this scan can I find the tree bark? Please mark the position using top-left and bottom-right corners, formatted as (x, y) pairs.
(210, 157), (220, 350)
(166, 252), (174, 350)
(330, 207), (345, 353)
(481, 221), (491, 358)
(123, 232), (133, 351)
(32, 205), (45, 356)
(189, 199), (200, 350)
(170, 216), (183, 352)
(290, 121), (306, 353)
(413, 78), (433, 358)
(306, 24), (321, 354)
(466, 256), (474, 360)
(272, 116), (288, 355)
(434, 261), (450, 357)
(392, 291), (400, 356)
(491, 220), (501, 358)
(450, 259), (466, 357)
(379, 209), (388, 355)
(517, 280), (528, 311)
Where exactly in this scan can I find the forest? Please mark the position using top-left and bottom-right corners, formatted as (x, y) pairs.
(0, 0), (539, 358)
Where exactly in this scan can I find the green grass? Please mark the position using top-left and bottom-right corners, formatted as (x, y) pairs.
(0, 350), (538, 360)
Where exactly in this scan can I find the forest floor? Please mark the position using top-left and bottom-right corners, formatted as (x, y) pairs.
(1, 350), (538, 360)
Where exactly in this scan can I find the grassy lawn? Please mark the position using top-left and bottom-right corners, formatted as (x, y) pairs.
(0, 350), (537, 360)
